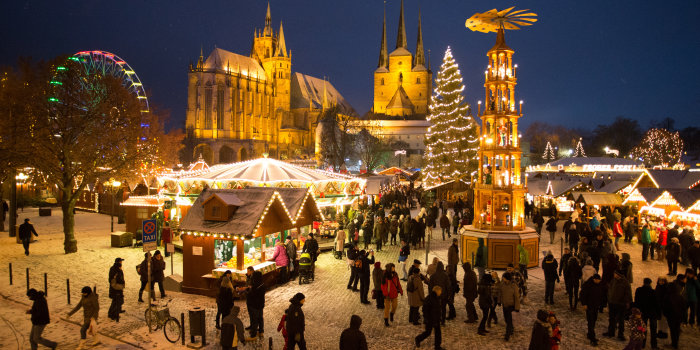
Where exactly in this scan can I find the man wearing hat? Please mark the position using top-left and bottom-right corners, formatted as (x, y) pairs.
(286, 293), (307, 350)
(108, 258), (125, 322)
(27, 288), (58, 349)
(18, 218), (38, 256)
(603, 269), (632, 340)
(580, 274), (605, 346)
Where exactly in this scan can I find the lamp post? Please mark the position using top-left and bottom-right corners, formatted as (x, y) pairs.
(15, 172), (28, 196)
(104, 178), (121, 232)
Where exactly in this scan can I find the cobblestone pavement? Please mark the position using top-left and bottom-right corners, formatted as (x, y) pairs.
(1, 208), (699, 349)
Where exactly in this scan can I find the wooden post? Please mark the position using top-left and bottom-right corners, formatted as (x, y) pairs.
(236, 239), (244, 271)
(9, 263), (12, 285)
(180, 313), (185, 345)
(44, 273), (47, 296)
(67, 279), (71, 304)
(26, 268), (29, 292)
(148, 254), (152, 333)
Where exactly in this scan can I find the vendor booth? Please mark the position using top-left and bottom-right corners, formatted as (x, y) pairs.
(178, 187), (323, 296)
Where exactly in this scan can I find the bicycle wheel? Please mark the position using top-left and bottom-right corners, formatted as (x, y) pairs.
(144, 308), (159, 332)
(164, 317), (181, 343)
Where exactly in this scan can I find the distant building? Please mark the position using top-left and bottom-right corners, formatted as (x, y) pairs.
(186, 4), (354, 164)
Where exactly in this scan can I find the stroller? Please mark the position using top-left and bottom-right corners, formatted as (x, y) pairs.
(298, 252), (315, 285)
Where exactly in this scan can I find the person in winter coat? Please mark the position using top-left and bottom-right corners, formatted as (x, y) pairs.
(475, 238), (488, 280)
(347, 244), (360, 291)
(666, 237), (681, 276)
(440, 213), (450, 240)
(528, 309), (552, 350)
(389, 216), (399, 246)
(358, 250), (375, 304)
(488, 271), (501, 327)
(580, 274), (605, 346)
(303, 233), (320, 263)
(532, 211), (544, 239)
(339, 315), (368, 350)
(27, 288), (58, 349)
(641, 224), (652, 261)
(398, 240), (410, 280)
(657, 226), (668, 261)
(18, 218), (39, 255)
(603, 269), (632, 340)
(151, 250), (166, 298)
(429, 262), (452, 325)
(137, 252), (152, 302)
(462, 262), (479, 323)
(373, 219), (384, 252)
(372, 262), (384, 309)
(216, 276), (234, 330)
(664, 275), (686, 349)
(679, 228), (694, 265)
(477, 274), (494, 336)
(559, 247), (572, 291)
(499, 272), (521, 341)
(452, 213), (460, 235)
(517, 244), (529, 280)
(68, 286), (100, 345)
(286, 236), (298, 277)
(271, 241), (289, 283)
(415, 286), (444, 350)
(624, 308), (646, 350)
(286, 293), (307, 350)
(108, 257), (125, 322)
(619, 252), (634, 284)
(568, 219), (581, 254)
(542, 253), (559, 304)
(564, 256), (582, 310)
(381, 263), (403, 326)
(634, 278), (660, 349)
(246, 271), (266, 338)
(407, 266), (426, 325)
(220, 305), (246, 350)
(688, 240), (700, 276)
(548, 312), (562, 350)
(426, 257), (439, 277)
(685, 268), (700, 326)
(447, 238), (459, 277)
(581, 258), (596, 284)
(546, 216), (558, 244)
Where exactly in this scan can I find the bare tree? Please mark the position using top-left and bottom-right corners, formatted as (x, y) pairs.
(355, 128), (390, 172)
(319, 106), (355, 171)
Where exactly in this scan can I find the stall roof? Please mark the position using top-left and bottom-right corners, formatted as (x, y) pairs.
(667, 190), (700, 210)
(365, 176), (393, 195)
(120, 196), (165, 208)
(424, 179), (469, 191)
(637, 188), (666, 205)
(179, 188), (321, 237)
(377, 167), (414, 177)
(644, 170), (700, 189)
(597, 180), (633, 194)
(573, 192), (622, 206)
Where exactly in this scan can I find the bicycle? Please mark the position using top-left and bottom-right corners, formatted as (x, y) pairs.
(144, 298), (181, 343)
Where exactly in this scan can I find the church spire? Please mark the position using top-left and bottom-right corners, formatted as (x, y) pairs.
(377, 2), (388, 68)
(263, 2), (272, 36)
(196, 45), (204, 70)
(275, 21), (288, 57)
(395, 0), (407, 49)
(414, 10), (425, 67)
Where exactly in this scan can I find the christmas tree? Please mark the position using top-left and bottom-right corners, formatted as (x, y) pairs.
(630, 128), (683, 166)
(422, 47), (479, 187)
(573, 138), (586, 157)
(542, 141), (555, 162)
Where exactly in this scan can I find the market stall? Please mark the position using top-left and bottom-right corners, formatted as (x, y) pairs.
(178, 187), (323, 296)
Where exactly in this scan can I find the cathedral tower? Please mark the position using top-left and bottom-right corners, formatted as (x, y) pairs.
(253, 3), (291, 116)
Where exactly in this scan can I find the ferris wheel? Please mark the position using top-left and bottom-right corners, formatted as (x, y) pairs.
(71, 50), (150, 113)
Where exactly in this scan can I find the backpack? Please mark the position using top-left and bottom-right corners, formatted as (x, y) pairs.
(407, 277), (416, 293)
(354, 259), (363, 269)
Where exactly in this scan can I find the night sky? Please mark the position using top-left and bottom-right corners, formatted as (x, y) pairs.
(2, 0), (699, 130)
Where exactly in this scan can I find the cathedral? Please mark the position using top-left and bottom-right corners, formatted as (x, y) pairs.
(186, 4), (354, 165)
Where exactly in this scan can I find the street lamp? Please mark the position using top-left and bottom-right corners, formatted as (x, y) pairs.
(15, 172), (28, 195)
(104, 178), (121, 232)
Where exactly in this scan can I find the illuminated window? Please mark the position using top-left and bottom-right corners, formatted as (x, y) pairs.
(216, 86), (225, 130)
(204, 88), (213, 129)
(381, 78), (384, 85)
(137, 208), (149, 219)
(416, 78), (421, 84)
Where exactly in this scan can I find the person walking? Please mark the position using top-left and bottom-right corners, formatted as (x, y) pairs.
(475, 238), (488, 280)
(286, 236), (298, 278)
(666, 237), (681, 276)
(499, 272), (521, 341)
(564, 256), (582, 310)
(517, 244), (529, 280)
(271, 240), (289, 283)
(688, 240), (700, 276)
(151, 250), (166, 298)
(381, 263), (403, 326)
(447, 238), (459, 277)
(347, 244), (360, 291)
(624, 308), (646, 350)
(548, 312), (561, 350)
(542, 253), (559, 304)
(663, 275), (685, 349)
(27, 288), (58, 349)
(440, 212), (450, 240)
(137, 252), (152, 302)
(580, 274), (605, 346)
(488, 271), (501, 327)
(390, 215), (399, 246)
(339, 315), (368, 350)
(407, 266), (425, 325)
(216, 276), (234, 330)
(477, 274), (494, 336)
(546, 216), (558, 244)
(634, 278), (660, 349)
(373, 218), (383, 252)
(246, 271), (266, 338)
(684, 268), (700, 326)
(462, 262), (479, 323)
(532, 211), (544, 241)
(372, 262), (384, 309)
(429, 262), (451, 325)
(220, 305), (246, 350)
(603, 269), (632, 341)
(415, 286), (445, 350)
(399, 240), (410, 281)
(107, 257), (125, 322)
(18, 218), (39, 256)
(358, 250), (375, 305)
(286, 293), (307, 350)
(303, 233), (320, 263)
(67, 286), (100, 347)
(569, 218), (581, 254)
(641, 223), (652, 261)
(528, 309), (552, 350)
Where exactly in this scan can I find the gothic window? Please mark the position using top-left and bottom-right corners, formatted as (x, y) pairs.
(204, 88), (213, 129)
(216, 86), (225, 130)
(380, 78), (384, 85)
(416, 77), (421, 84)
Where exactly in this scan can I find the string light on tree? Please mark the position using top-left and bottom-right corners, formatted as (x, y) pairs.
(630, 128), (683, 167)
(542, 141), (555, 161)
(573, 138), (586, 157)
(422, 46), (479, 187)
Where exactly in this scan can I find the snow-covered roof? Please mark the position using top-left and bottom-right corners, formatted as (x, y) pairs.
(548, 157), (642, 167)
(203, 48), (267, 80)
(120, 196), (165, 208)
(644, 170), (700, 189)
(386, 85), (414, 112)
(290, 72), (355, 114)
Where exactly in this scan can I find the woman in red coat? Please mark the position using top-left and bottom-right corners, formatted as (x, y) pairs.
(381, 263), (403, 327)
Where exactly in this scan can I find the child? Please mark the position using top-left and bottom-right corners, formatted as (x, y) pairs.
(549, 311), (562, 350)
(623, 308), (646, 350)
(277, 313), (288, 350)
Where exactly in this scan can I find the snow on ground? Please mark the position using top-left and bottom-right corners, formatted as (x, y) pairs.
(1, 207), (699, 349)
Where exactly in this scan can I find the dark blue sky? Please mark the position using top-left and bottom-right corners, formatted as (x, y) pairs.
(2, 0), (699, 130)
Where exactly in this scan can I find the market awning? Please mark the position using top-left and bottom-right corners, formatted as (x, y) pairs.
(315, 196), (358, 208)
(573, 192), (622, 206)
(365, 176), (393, 195)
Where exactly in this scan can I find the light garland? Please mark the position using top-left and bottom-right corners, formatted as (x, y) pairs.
(573, 138), (586, 157)
(542, 141), (555, 161)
